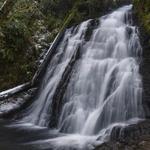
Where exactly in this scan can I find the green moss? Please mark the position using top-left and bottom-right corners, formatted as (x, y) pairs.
(133, 0), (150, 34)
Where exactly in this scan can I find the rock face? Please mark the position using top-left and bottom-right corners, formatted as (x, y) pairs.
(95, 120), (150, 150)
(133, 0), (150, 118)
(141, 32), (150, 118)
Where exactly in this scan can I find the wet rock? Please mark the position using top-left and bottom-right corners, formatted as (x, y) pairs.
(126, 26), (133, 39)
(95, 120), (150, 150)
(84, 19), (99, 41)
(0, 87), (37, 118)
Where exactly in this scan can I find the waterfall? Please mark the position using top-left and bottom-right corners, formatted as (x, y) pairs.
(57, 5), (144, 135)
(19, 5), (144, 149)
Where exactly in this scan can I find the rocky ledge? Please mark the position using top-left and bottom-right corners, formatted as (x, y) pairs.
(95, 120), (150, 150)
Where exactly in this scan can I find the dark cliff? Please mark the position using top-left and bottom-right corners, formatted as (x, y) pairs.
(133, 0), (150, 118)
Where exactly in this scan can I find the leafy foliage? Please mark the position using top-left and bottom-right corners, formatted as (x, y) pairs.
(0, 0), (132, 90)
(133, 0), (150, 33)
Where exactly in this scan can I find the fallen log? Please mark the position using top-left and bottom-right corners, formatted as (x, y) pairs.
(0, 82), (31, 100)
(0, 29), (65, 101)
(31, 30), (66, 86)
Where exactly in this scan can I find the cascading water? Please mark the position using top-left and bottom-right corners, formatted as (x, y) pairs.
(17, 4), (144, 150)
(56, 4), (144, 136)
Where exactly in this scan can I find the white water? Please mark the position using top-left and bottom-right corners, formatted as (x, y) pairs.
(20, 5), (144, 149)
(20, 19), (90, 127)
(57, 5), (144, 135)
